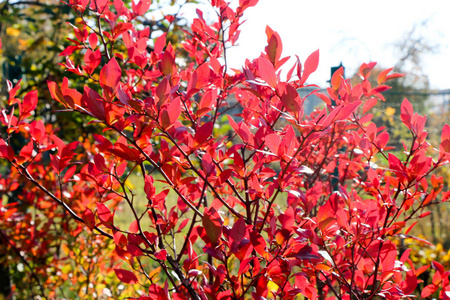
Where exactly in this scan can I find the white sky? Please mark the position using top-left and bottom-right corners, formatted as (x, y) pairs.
(221, 0), (450, 90)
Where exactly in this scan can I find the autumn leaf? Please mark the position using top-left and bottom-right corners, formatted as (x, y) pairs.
(300, 49), (319, 85)
(114, 269), (138, 284)
(258, 57), (277, 88)
(96, 202), (112, 224)
(202, 208), (223, 245)
(99, 58), (121, 91)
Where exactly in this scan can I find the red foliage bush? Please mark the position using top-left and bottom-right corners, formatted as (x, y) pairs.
(1, 0), (450, 299)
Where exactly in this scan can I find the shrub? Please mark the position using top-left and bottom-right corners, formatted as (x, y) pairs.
(1, 0), (450, 299)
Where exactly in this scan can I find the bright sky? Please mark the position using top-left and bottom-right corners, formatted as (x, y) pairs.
(222, 0), (450, 90)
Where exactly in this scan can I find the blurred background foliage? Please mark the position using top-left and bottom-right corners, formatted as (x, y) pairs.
(0, 0), (196, 141)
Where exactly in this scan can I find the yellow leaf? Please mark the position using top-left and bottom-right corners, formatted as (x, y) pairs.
(125, 179), (135, 189)
(385, 106), (395, 116)
(148, 266), (161, 282)
(267, 280), (279, 297)
(6, 27), (20, 37)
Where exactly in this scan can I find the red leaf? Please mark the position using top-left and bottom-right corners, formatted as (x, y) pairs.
(114, 232), (127, 248)
(144, 175), (156, 201)
(177, 219), (189, 232)
(264, 26), (282, 67)
(16, 141), (34, 164)
(59, 45), (82, 56)
(62, 165), (77, 182)
(380, 241), (397, 272)
(154, 32), (166, 54)
(114, 269), (138, 284)
(234, 241), (253, 261)
(250, 230), (266, 256)
(279, 206), (295, 230)
(292, 245), (320, 260)
(388, 153), (407, 181)
(21, 90), (38, 118)
(377, 67), (393, 84)
(202, 208), (223, 245)
(331, 66), (344, 90)
(385, 72), (404, 81)
(372, 85), (391, 94)
(401, 273), (418, 296)
(82, 208), (95, 230)
(377, 67), (404, 84)
(193, 63), (211, 90)
(59, 141), (78, 170)
(127, 244), (143, 257)
(201, 152), (215, 175)
(278, 83), (301, 113)
(84, 49), (101, 74)
(93, 133), (113, 151)
(194, 122), (214, 145)
(404, 221), (418, 235)
(90, 0), (108, 12)
(99, 58), (121, 91)
(375, 131), (390, 150)
(94, 153), (108, 173)
(421, 284), (437, 298)
(400, 234), (433, 246)
(7, 79), (21, 104)
(359, 62), (377, 80)
(367, 168), (379, 189)
(315, 92), (332, 105)
(256, 276), (268, 295)
(96, 202), (112, 224)
(265, 133), (281, 156)
(198, 88), (217, 114)
(133, 0), (151, 16)
(335, 101), (361, 122)
(431, 260), (445, 274)
(218, 290), (233, 300)
(228, 117), (254, 145)
(300, 49), (319, 85)
(238, 257), (253, 276)
(230, 217), (246, 245)
(321, 101), (361, 128)
(155, 77), (170, 108)
(81, 86), (106, 119)
(108, 142), (143, 162)
(219, 169), (233, 184)
(160, 98), (180, 130)
(161, 51), (176, 76)
(400, 98), (413, 128)
(154, 249), (167, 261)
(419, 211), (431, 219)
(317, 197), (338, 234)
(88, 33), (98, 49)
(362, 97), (378, 114)
(442, 124), (450, 143)
(167, 97), (181, 124)
(129, 220), (139, 233)
(48, 81), (68, 107)
(258, 57), (277, 89)
(61, 77), (82, 107)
